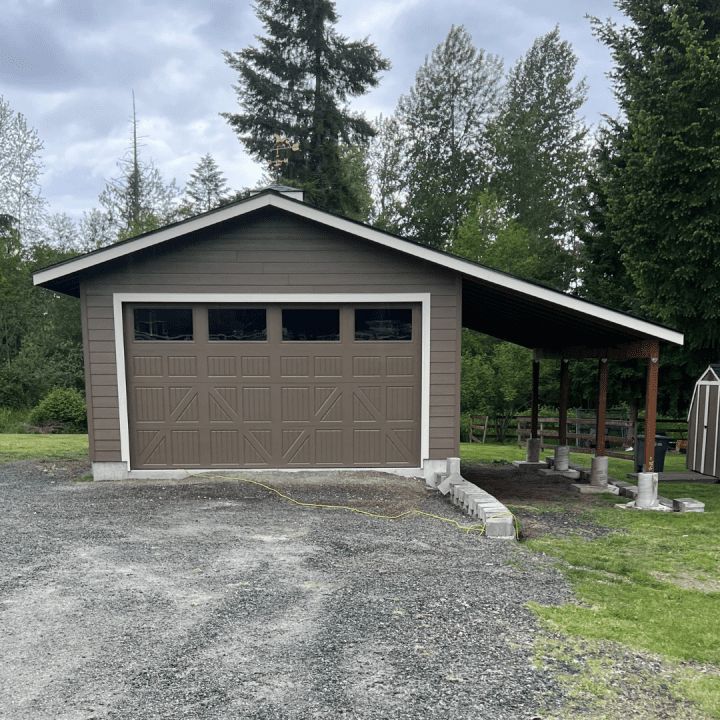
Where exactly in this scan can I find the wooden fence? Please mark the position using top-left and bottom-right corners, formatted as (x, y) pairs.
(515, 415), (689, 459)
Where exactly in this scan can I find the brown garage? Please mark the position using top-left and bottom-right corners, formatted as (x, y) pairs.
(33, 185), (683, 482)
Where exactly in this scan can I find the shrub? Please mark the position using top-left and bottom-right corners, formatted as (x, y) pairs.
(28, 388), (88, 434)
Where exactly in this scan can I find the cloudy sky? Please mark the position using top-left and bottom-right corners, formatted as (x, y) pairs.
(1, 0), (622, 224)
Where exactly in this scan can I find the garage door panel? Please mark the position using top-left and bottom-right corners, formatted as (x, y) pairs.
(168, 387), (198, 422)
(281, 356), (310, 377)
(386, 356), (414, 376)
(209, 388), (237, 422)
(353, 357), (381, 377)
(241, 356), (270, 377)
(244, 430), (272, 465)
(316, 429), (343, 463)
(314, 356), (342, 377)
(208, 356), (237, 377)
(242, 387), (271, 422)
(354, 429), (381, 464)
(387, 429), (415, 464)
(282, 387), (311, 421)
(168, 356), (197, 377)
(211, 430), (239, 465)
(386, 387), (414, 421)
(172, 430), (201, 465)
(354, 387), (383, 422)
(135, 387), (165, 422)
(133, 356), (163, 377)
(141, 433), (167, 466)
(283, 429), (311, 464)
(314, 387), (342, 422)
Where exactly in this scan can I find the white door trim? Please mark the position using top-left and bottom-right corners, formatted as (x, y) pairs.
(113, 292), (432, 468)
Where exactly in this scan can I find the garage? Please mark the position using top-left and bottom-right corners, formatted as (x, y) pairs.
(125, 302), (421, 469)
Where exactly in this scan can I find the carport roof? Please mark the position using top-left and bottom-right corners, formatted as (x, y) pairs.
(33, 188), (683, 352)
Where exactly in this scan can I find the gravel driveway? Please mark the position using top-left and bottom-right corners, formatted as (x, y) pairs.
(1, 460), (571, 719)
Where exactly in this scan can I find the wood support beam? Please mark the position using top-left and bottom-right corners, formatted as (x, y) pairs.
(596, 358), (609, 457)
(559, 359), (569, 445)
(537, 339), (662, 361)
(531, 359), (540, 439)
(644, 344), (660, 471)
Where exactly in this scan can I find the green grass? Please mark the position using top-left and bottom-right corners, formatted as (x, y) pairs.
(460, 441), (720, 718)
(0, 434), (89, 465)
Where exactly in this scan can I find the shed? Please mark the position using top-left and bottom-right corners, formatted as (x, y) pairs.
(33, 187), (684, 481)
(687, 364), (720, 477)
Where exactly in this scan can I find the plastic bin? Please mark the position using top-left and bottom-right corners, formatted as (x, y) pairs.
(635, 434), (671, 473)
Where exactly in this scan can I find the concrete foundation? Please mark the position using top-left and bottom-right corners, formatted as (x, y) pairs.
(92, 462), (129, 482)
(590, 456), (609, 487)
(423, 459), (449, 488)
(636, 472), (659, 508)
(526, 437), (541, 463)
(554, 445), (570, 472)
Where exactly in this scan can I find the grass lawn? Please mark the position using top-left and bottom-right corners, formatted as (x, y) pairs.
(0, 434), (89, 465)
(460, 441), (720, 719)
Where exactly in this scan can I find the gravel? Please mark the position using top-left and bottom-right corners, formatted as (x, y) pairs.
(0, 460), (572, 719)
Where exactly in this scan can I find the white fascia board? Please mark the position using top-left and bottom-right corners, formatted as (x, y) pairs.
(34, 192), (683, 347)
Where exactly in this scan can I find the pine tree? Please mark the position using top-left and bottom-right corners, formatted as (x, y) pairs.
(392, 25), (503, 248)
(221, 0), (389, 216)
(183, 153), (229, 215)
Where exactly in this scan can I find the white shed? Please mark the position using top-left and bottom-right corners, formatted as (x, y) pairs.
(687, 364), (720, 477)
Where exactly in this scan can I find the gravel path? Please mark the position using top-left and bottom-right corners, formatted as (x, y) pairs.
(1, 460), (571, 719)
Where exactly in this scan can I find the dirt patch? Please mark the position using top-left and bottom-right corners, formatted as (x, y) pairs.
(460, 461), (621, 541)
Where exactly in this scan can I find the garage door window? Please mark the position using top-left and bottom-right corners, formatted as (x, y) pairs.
(355, 308), (412, 341)
(134, 308), (193, 341)
(209, 308), (267, 341)
(282, 309), (340, 341)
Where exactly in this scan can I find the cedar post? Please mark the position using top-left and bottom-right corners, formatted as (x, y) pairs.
(596, 358), (609, 457)
(644, 344), (660, 472)
(559, 359), (569, 445)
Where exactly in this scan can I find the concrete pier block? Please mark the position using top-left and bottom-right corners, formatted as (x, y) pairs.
(554, 445), (570, 472)
(590, 456), (609, 487)
(636, 472), (659, 508)
(526, 437), (541, 463)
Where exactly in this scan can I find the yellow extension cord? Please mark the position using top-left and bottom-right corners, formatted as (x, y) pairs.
(184, 471), (519, 539)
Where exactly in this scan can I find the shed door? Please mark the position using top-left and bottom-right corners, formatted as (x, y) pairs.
(124, 303), (421, 469)
(689, 382), (720, 476)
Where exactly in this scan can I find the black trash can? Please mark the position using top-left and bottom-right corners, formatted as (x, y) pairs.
(635, 434), (671, 473)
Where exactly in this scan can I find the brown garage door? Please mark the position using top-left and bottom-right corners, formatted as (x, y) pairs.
(124, 303), (421, 469)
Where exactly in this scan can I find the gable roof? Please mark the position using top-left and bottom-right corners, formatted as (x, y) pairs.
(33, 188), (683, 351)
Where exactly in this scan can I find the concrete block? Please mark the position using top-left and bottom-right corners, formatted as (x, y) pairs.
(637, 472), (659, 508)
(512, 460), (548, 468)
(621, 485), (638, 499)
(570, 484), (615, 494)
(658, 496), (674, 509)
(554, 445), (570, 472)
(562, 469), (581, 480)
(612, 480), (634, 490)
(590, 456), (609, 487)
(484, 515), (516, 539)
(92, 462), (129, 482)
(673, 498), (705, 513)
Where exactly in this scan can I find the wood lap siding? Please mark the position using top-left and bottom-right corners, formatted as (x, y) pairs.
(80, 209), (461, 464)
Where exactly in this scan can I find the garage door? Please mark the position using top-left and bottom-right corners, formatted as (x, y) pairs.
(124, 303), (421, 469)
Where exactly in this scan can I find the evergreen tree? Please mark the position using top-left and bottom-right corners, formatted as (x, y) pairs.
(221, 0), (389, 216)
(367, 114), (404, 231)
(489, 28), (589, 290)
(393, 25), (503, 248)
(590, 0), (720, 356)
(183, 153), (229, 215)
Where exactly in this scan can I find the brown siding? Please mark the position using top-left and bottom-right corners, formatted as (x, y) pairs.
(82, 209), (462, 466)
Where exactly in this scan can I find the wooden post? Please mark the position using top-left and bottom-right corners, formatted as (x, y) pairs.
(644, 345), (660, 472)
(596, 358), (609, 457)
(531, 359), (540, 439)
(559, 359), (569, 445)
